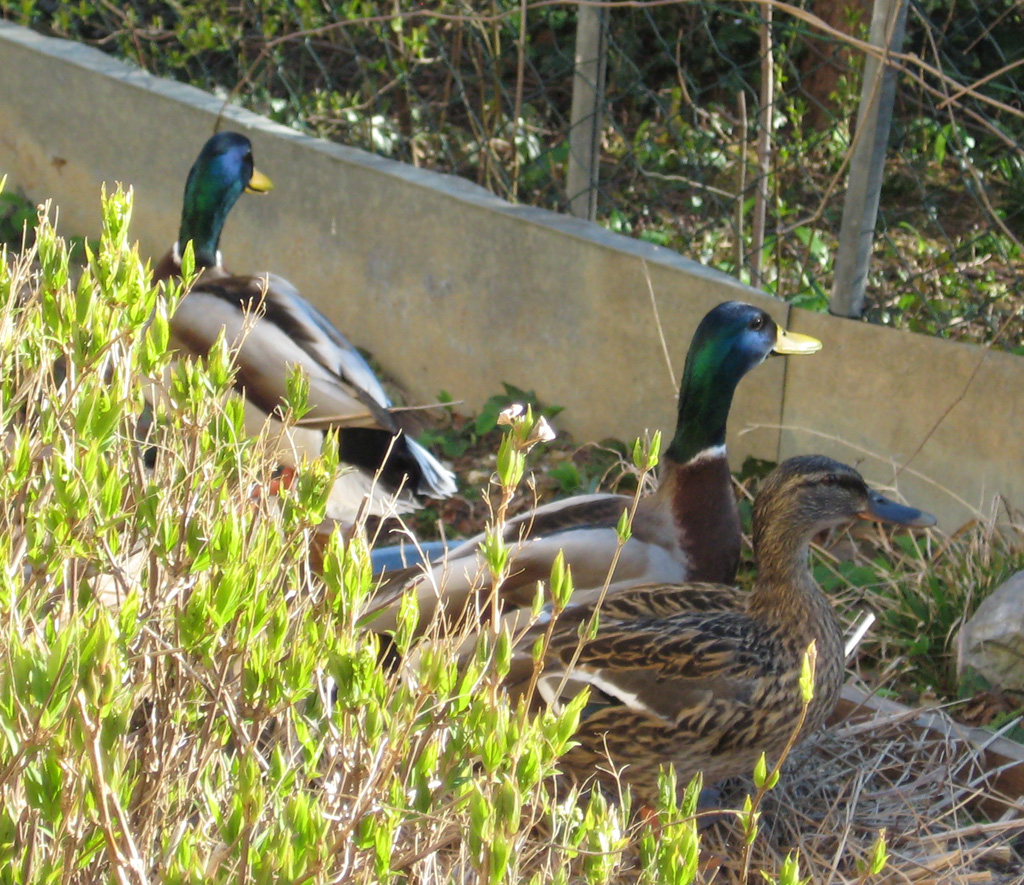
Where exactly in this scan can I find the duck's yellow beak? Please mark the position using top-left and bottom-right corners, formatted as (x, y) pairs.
(773, 327), (822, 355)
(246, 168), (274, 194)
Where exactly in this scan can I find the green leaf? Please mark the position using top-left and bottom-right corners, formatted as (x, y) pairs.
(753, 752), (768, 788)
(549, 550), (574, 611)
(868, 829), (888, 875)
(481, 528), (509, 577)
(799, 642), (817, 704)
(616, 508), (632, 544)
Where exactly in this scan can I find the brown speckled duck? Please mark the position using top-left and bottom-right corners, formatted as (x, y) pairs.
(370, 302), (820, 632)
(493, 455), (935, 800)
(152, 132), (457, 522)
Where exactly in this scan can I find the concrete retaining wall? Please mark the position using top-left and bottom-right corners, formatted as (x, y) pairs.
(1, 21), (1020, 531)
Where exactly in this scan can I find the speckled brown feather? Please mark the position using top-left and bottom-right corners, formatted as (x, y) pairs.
(515, 585), (843, 798)
(492, 456), (933, 802)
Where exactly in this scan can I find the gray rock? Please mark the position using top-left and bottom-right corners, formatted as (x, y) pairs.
(958, 570), (1024, 690)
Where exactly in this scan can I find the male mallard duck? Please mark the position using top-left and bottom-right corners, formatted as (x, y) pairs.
(370, 302), (820, 630)
(492, 455), (935, 800)
(152, 132), (457, 522)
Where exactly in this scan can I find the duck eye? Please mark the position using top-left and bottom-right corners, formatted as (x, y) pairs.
(822, 473), (839, 486)
(749, 314), (766, 331)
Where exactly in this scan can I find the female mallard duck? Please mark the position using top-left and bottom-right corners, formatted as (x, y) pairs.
(152, 132), (457, 522)
(370, 302), (820, 630)
(493, 455), (935, 800)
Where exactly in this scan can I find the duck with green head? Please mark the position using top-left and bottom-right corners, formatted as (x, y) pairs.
(368, 301), (821, 631)
(152, 132), (457, 523)
(488, 455), (936, 801)
(153, 131), (274, 282)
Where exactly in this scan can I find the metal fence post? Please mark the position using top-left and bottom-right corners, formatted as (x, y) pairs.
(567, 3), (608, 220)
(830, 0), (909, 318)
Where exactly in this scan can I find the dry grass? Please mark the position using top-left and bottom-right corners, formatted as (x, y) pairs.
(701, 701), (1024, 884)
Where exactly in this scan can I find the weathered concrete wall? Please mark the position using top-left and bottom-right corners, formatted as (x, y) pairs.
(0, 21), (786, 466)
(1, 21), (1021, 531)
(782, 310), (1024, 529)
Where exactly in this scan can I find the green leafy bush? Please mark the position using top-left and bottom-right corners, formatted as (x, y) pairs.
(4, 184), (895, 883)
(0, 184), (704, 884)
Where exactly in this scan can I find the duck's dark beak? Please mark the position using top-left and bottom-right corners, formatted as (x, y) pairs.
(860, 489), (936, 528)
(772, 327), (822, 355)
(246, 168), (274, 194)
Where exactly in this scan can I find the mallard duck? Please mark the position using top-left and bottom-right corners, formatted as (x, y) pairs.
(491, 455), (935, 800)
(152, 132), (457, 522)
(370, 302), (820, 630)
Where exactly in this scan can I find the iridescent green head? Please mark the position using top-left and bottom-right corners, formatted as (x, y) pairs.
(665, 302), (821, 464)
(177, 132), (273, 269)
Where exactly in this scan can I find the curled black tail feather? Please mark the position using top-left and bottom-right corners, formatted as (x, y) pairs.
(337, 428), (428, 498)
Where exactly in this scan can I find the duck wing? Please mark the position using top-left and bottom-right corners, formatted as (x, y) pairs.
(367, 490), (689, 632)
(515, 584), (773, 727)
(366, 523), (692, 634)
(171, 273), (395, 429)
(171, 273), (457, 506)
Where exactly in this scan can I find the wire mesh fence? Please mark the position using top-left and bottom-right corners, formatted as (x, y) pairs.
(5, 0), (1024, 345)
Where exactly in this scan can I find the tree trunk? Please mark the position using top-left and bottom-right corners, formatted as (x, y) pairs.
(798, 0), (871, 131)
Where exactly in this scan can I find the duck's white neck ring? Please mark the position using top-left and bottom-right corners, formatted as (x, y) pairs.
(172, 240), (222, 270)
(685, 443), (727, 465)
